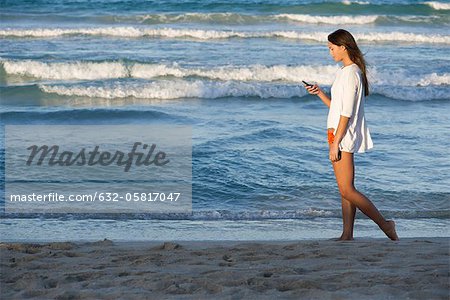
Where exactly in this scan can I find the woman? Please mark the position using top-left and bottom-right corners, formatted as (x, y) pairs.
(304, 29), (399, 241)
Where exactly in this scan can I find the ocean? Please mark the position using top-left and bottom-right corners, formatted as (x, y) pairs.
(0, 0), (449, 242)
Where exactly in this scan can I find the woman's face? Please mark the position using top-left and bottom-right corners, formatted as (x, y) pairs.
(328, 42), (346, 62)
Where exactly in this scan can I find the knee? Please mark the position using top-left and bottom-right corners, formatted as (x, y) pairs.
(338, 186), (357, 200)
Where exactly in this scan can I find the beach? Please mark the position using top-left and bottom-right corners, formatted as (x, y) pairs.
(1, 237), (448, 299)
(1, 0), (449, 241)
(1, 0), (449, 298)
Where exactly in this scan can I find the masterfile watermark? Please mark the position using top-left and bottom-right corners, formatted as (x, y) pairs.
(26, 142), (170, 172)
(5, 125), (192, 213)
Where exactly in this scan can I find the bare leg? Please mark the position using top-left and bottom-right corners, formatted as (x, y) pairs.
(341, 151), (356, 240)
(340, 197), (356, 240)
(329, 143), (356, 240)
(332, 151), (399, 241)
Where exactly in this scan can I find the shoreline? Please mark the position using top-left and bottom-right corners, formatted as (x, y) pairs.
(1, 237), (448, 299)
(2, 217), (448, 242)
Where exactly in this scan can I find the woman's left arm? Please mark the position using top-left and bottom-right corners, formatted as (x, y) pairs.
(330, 115), (350, 162)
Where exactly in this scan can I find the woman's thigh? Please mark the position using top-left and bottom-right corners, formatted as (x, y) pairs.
(332, 151), (355, 194)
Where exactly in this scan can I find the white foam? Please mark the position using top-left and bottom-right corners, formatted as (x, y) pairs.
(133, 12), (263, 24)
(342, 0), (370, 5)
(417, 73), (450, 86)
(1, 27), (449, 44)
(0, 27), (144, 38)
(38, 75), (450, 101)
(130, 63), (338, 83)
(272, 14), (377, 24)
(137, 12), (224, 23)
(370, 68), (450, 87)
(135, 13), (378, 25)
(39, 80), (308, 99)
(356, 32), (450, 44)
(131, 66), (450, 87)
(1, 59), (340, 82)
(424, 1), (450, 10)
(2, 60), (128, 80)
(302, 208), (334, 217)
(4, 60), (449, 89)
(395, 15), (441, 24)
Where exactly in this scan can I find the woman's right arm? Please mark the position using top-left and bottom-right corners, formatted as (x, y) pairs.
(305, 84), (331, 108)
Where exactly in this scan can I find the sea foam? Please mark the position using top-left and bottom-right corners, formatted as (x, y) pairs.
(424, 1), (450, 10)
(3, 60), (449, 88)
(1, 28), (449, 44)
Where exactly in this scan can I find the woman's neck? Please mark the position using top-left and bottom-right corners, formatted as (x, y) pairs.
(342, 57), (354, 67)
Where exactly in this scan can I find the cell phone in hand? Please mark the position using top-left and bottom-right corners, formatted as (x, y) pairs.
(302, 80), (314, 87)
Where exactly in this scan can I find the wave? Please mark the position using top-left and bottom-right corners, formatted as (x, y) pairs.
(276, 13), (377, 24)
(369, 69), (450, 87)
(371, 86), (450, 101)
(3, 12), (448, 26)
(1, 27), (449, 44)
(38, 80), (308, 99)
(1, 1), (448, 17)
(342, 0), (369, 5)
(3, 60), (449, 89)
(424, 1), (450, 10)
(1, 208), (448, 221)
(110, 13), (450, 26)
(35, 79), (450, 101)
(1, 60), (129, 80)
(1, 60), (339, 82)
(130, 63), (339, 83)
(123, 13), (379, 25)
(416, 73), (450, 86)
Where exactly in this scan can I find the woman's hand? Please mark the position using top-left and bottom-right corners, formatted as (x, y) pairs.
(329, 142), (341, 162)
(303, 83), (331, 107)
(304, 83), (322, 95)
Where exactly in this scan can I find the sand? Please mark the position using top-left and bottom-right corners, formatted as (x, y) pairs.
(1, 237), (448, 299)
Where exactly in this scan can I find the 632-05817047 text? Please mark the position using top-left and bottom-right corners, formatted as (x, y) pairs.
(9, 192), (182, 202)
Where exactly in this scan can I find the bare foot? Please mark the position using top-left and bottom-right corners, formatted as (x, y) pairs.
(382, 220), (399, 241)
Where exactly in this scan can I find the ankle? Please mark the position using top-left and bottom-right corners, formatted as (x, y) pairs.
(341, 232), (353, 239)
(378, 220), (389, 230)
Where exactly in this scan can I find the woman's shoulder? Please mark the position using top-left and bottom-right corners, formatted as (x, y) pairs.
(341, 64), (362, 80)
(341, 63), (361, 74)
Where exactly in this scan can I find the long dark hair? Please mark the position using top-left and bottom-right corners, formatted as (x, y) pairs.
(328, 29), (369, 96)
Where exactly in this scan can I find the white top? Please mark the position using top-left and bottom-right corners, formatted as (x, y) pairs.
(327, 63), (373, 153)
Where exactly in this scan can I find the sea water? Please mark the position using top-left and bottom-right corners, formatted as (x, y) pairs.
(0, 0), (449, 241)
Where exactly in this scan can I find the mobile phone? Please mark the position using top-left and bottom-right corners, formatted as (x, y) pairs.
(302, 80), (314, 87)
(337, 150), (341, 161)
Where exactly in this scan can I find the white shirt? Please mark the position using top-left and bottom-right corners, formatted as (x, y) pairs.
(327, 63), (373, 153)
